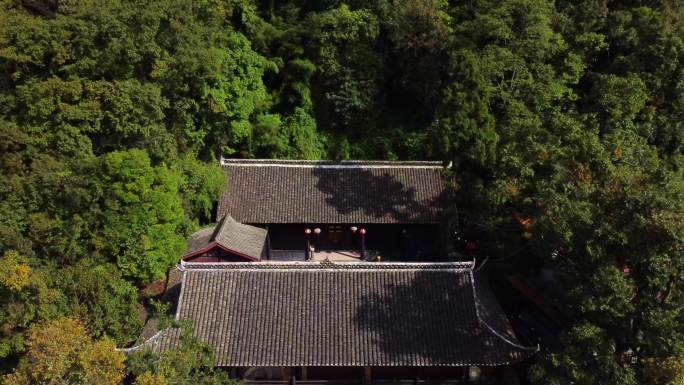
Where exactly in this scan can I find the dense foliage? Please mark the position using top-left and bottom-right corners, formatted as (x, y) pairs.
(2, 317), (125, 385)
(126, 322), (240, 385)
(0, 0), (682, 384)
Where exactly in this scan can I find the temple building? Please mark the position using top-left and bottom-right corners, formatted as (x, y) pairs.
(214, 158), (450, 261)
(130, 159), (536, 384)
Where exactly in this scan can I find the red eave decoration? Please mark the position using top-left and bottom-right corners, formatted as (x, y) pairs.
(513, 212), (535, 232)
(182, 242), (259, 262)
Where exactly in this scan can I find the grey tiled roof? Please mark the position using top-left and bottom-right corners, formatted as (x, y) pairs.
(218, 159), (448, 224)
(148, 261), (534, 367)
(184, 215), (267, 260)
(185, 227), (215, 253)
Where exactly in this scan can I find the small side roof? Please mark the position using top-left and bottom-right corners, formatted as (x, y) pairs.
(183, 215), (267, 261)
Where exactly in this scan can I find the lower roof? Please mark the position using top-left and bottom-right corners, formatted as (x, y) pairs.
(141, 261), (535, 367)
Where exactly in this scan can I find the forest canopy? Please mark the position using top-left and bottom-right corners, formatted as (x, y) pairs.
(0, 0), (682, 384)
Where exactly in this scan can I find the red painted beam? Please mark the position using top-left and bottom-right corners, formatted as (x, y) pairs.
(182, 242), (260, 262)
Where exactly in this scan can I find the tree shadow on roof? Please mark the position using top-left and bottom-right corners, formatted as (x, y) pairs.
(353, 270), (528, 366)
(313, 167), (445, 223)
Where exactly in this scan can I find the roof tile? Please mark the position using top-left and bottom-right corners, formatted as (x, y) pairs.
(218, 160), (447, 224)
(184, 215), (267, 260)
(149, 262), (534, 367)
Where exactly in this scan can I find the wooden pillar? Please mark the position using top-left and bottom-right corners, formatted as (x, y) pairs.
(265, 225), (271, 260)
(305, 228), (312, 260)
(363, 366), (372, 385)
(301, 367), (307, 381)
(305, 237), (311, 260)
(360, 228), (367, 260)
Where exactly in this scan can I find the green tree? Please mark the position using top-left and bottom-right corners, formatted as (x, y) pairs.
(0, 252), (141, 360)
(308, 4), (383, 152)
(96, 149), (186, 282)
(429, 50), (497, 171)
(430, 0), (584, 227)
(60, 259), (142, 345)
(426, 2), (683, 384)
(528, 131), (684, 385)
(175, 155), (227, 224)
(252, 108), (325, 159)
(522, 3), (684, 384)
(0, 0), (276, 159)
(0, 251), (68, 360)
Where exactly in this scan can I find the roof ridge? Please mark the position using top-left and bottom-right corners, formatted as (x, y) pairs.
(209, 215), (229, 242)
(220, 157), (444, 169)
(180, 260), (474, 271)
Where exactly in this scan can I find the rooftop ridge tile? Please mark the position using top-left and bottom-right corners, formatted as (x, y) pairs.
(180, 260), (475, 271)
(221, 157), (444, 168)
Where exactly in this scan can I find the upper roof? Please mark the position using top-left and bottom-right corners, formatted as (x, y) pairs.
(183, 215), (267, 260)
(217, 158), (448, 224)
(142, 261), (535, 367)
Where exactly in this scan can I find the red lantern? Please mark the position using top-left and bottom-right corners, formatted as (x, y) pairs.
(359, 228), (366, 235)
(304, 228), (312, 235)
(466, 240), (478, 252)
(314, 228), (321, 235)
